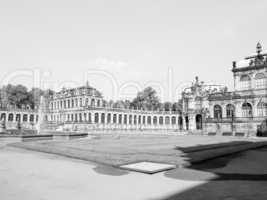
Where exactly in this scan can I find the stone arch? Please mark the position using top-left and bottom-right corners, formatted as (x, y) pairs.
(185, 116), (189, 130)
(1, 113), (6, 121)
(240, 74), (251, 90)
(178, 116), (183, 130)
(195, 114), (202, 130)
(142, 116), (146, 124)
(30, 114), (34, 122)
(88, 113), (92, 123)
(22, 114), (28, 122)
(226, 104), (235, 118)
(165, 116), (170, 125)
(147, 116), (152, 125)
(242, 102), (253, 117)
(113, 114), (117, 123)
(134, 115), (137, 124)
(107, 113), (111, 123)
(138, 115), (141, 124)
(257, 101), (267, 116)
(101, 113), (105, 123)
(124, 114), (127, 124)
(119, 114), (122, 124)
(159, 116), (163, 125)
(129, 115), (132, 124)
(97, 99), (101, 107)
(94, 113), (99, 123)
(91, 99), (95, 107)
(153, 116), (157, 125)
(255, 73), (266, 88)
(8, 113), (14, 121)
(16, 114), (21, 122)
(214, 105), (222, 119)
(171, 116), (176, 125)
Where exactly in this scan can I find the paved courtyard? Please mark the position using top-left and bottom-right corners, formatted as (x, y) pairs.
(1, 135), (267, 200)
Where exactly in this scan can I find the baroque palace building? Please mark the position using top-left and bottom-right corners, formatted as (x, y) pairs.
(44, 83), (183, 132)
(1, 43), (266, 136)
(182, 43), (267, 136)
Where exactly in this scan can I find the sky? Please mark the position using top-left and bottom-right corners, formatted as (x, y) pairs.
(0, 0), (267, 102)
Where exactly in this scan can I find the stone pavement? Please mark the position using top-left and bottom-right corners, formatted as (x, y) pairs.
(0, 145), (204, 200)
(1, 136), (267, 200)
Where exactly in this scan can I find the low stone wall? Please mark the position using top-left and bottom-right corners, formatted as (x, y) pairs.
(205, 122), (258, 137)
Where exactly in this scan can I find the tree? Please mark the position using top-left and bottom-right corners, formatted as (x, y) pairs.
(4, 84), (29, 108)
(28, 88), (44, 109)
(163, 102), (172, 111)
(131, 87), (161, 111)
(172, 101), (182, 112)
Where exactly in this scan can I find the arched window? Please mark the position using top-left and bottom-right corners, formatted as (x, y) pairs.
(239, 75), (251, 90)
(153, 116), (157, 125)
(22, 114), (28, 122)
(79, 98), (83, 107)
(142, 116), (146, 124)
(171, 116), (176, 125)
(124, 114), (127, 124)
(1, 113), (6, 121)
(97, 100), (101, 107)
(30, 114), (34, 122)
(16, 114), (21, 122)
(255, 73), (266, 89)
(257, 101), (267, 116)
(134, 115), (137, 124)
(129, 115), (132, 124)
(159, 116), (163, 125)
(71, 99), (74, 107)
(79, 113), (82, 122)
(85, 98), (89, 106)
(138, 115), (141, 124)
(113, 114), (117, 123)
(75, 98), (78, 107)
(119, 114), (122, 124)
(214, 105), (222, 119)
(101, 113), (105, 123)
(91, 99), (95, 107)
(88, 113), (92, 123)
(226, 104), (235, 118)
(242, 103), (253, 117)
(94, 113), (99, 123)
(8, 113), (14, 121)
(107, 113), (111, 123)
(147, 116), (151, 125)
(165, 116), (170, 125)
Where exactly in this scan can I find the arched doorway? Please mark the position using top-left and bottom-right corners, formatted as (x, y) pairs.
(196, 114), (202, 130)
(178, 116), (183, 130)
(185, 116), (189, 130)
(257, 119), (267, 137)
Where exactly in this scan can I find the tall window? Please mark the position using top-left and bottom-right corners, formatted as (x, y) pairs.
(257, 101), (267, 117)
(226, 104), (235, 118)
(242, 103), (253, 117)
(255, 73), (266, 89)
(79, 98), (83, 107)
(214, 105), (222, 119)
(240, 75), (251, 90)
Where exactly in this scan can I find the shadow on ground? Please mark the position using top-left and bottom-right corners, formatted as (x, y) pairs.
(162, 147), (267, 200)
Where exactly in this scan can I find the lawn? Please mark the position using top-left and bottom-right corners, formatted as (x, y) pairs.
(10, 133), (267, 167)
